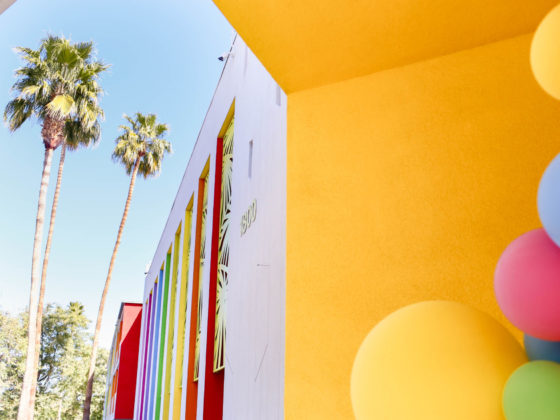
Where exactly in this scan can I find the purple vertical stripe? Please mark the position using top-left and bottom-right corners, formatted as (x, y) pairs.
(144, 282), (158, 418)
(148, 272), (164, 419)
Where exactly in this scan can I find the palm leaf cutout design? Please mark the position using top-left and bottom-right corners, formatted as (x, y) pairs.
(194, 176), (208, 381)
(214, 118), (234, 372)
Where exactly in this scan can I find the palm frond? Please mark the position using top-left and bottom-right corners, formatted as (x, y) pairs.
(46, 94), (75, 119)
(5, 35), (108, 149)
(4, 98), (34, 131)
(64, 119), (100, 150)
(113, 113), (172, 178)
(74, 42), (93, 61)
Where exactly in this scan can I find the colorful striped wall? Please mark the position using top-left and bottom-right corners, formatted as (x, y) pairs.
(115, 36), (288, 420)
(130, 116), (234, 420)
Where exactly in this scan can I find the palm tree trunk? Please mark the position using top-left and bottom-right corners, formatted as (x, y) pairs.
(56, 398), (63, 420)
(17, 146), (54, 420)
(30, 144), (67, 412)
(82, 157), (140, 420)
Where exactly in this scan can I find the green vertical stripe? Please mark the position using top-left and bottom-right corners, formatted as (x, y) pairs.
(155, 252), (172, 419)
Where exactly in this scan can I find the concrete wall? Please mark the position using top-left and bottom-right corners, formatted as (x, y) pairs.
(285, 33), (560, 419)
(133, 36), (286, 420)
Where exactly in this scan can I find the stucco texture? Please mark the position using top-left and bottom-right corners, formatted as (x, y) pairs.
(286, 34), (560, 419)
(212, 0), (557, 92)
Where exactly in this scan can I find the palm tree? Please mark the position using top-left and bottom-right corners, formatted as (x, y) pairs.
(32, 119), (102, 410)
(82, 113), (171, 420)
(4, 35), (107, 420)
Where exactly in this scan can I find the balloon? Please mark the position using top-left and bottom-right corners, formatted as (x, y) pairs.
(531, 4), (560, 100)
(495, 229), (560, 341)
(503, 361), (560, 420)
(538, 153), (560, 247)
(525, 334), (560, 364)
(350, 301), (526, 420)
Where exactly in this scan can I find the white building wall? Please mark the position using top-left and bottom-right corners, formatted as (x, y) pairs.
(135, 35), (286, 420)
(222, 39), (286, 420)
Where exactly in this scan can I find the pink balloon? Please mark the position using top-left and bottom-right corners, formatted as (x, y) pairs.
(495, 229), (560, 341)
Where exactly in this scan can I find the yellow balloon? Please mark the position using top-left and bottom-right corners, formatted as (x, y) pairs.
(531, 4), (560, 100)
(350, 301), (526, 420)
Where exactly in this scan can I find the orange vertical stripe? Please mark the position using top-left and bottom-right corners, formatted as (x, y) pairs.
(185, 176), (206, 420)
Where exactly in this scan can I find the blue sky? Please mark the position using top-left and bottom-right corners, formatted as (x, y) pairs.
(0, 0), (233, 348)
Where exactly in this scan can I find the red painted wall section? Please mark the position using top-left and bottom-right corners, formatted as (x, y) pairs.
(115, 303), (142, 419)
(202, 138), (225, 420)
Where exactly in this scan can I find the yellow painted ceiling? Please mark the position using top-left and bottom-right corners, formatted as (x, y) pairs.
(213, 0), (559, 92)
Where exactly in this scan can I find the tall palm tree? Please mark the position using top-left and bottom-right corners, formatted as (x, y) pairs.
(82, 113), (171, 420)
(32, 119), (102, 410)
(4, 35), (107, 420)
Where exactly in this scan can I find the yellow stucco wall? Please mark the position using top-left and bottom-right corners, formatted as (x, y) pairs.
(286, 34), (560, 419)
(212, 0), (557, 92)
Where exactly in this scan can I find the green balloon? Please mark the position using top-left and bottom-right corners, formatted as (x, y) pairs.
(503, 361), (560, 419)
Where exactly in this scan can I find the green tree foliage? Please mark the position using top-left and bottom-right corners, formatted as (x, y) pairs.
(0, 311), (27, 418)
(0, 303), (108, 419)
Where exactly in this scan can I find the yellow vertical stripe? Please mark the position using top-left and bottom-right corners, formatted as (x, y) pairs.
(162, 225), (182, 420)
(172, 198), (193, 418)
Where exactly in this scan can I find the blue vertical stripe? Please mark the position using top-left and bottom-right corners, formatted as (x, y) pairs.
(148, 270), (165, 419)
(143, 282), (158, 419)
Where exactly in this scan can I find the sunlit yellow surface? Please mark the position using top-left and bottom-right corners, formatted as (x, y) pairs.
(531, 4), (560, 100)
(211, 1), (560, 418)
(173, 200), (193, 419)
(286, 34), (560, 418)
(162, 229), (181, 420)
(351, 301), (526, 420)
(213, 0), (557, 92)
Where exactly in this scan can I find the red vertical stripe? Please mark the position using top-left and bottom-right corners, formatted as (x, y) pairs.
(203, 138), (225, 420)
(185, 177), (206, 420)
(115, 305), (142, 418)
